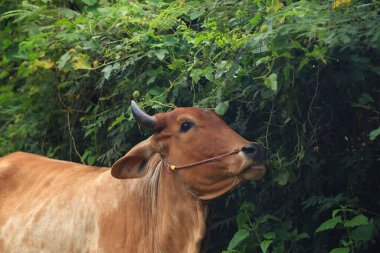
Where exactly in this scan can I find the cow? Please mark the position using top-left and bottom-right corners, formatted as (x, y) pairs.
(0, 101), (266, 253)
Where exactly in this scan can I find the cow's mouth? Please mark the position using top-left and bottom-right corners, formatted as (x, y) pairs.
(241, 164), (266, 180)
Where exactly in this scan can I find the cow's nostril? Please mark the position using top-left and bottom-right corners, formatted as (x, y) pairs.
(242, 143), (265, 161)
(242, 144), (258, 155)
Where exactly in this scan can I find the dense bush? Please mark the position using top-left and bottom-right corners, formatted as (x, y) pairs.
(1, 0), (379, 252)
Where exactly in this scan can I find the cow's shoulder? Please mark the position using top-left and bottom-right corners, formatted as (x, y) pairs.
(0, 151), (28, 173)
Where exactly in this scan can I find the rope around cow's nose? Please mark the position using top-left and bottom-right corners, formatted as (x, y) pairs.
(161, 149), (241, 172)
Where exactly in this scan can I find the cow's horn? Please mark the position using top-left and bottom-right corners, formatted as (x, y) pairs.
(131, 100), (157, 130)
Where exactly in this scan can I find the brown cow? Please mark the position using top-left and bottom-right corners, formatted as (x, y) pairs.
(0, 101), (266, 253)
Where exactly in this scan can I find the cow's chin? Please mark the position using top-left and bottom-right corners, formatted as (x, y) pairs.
(240, 164), (266, 180)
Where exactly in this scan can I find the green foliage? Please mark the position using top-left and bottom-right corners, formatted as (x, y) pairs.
(1, 0), (379, 252)
(221, 201), (309, 253)
(315, 206), (375, 253)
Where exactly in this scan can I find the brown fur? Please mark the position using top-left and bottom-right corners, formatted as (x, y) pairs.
(0, 107), (265, 252)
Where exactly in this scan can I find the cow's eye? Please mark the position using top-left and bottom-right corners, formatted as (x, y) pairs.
(179, 121), (195, 132)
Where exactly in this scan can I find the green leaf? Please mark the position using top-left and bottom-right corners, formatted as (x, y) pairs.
(189, 9), (204, 20)
(148, 87), (166, 97)
(264, 73), (278, 91)
(58, 52), (71, 69)
(260, 240), (272, 253)
(329, 247), (350, 253)
(227, 229), (249, 250)
(344, 215), (368, 228)
(0, 70), (9, 80)
(108, 115), (125, 131)
(87, 155), (96, 165)
(298, 57), (310, 71)
(351, 222), (374, 242)
(358, 93), (374, 105)
(81, 0), (97, 6)
(261, 89), (275, 99)
(168, 59), (186, 70)
(283, 65), (291, 82)
(315, 216), (342, 233)
(306, 45), (327, 63)
(369, 127), (380, 141)
(295, 232), (310, 241)
(215, 61), (230, 79)
(275, 170), (289, 186)
(272, 36), (293, 51)
(73, 54), (91, 70)
(154, 49), (169, 61)
(203, 66), (214, 81)
(256, 214), (279, 224)
(215, 101), (229, 116)
(113, 62), (120, 71)
(101, 63), (120, 80)
(101, 65), (113, 80)
(263, 232), (276, 240)
(81, 150), (96, 165)
(256, 56), (271, 66)
(332, 208), (342, 218)
(236, 213), (249, 229)
(239, 202), (255, 212)
(369, 66), (380, 76)
(190, 69), (203, 83)
(284, 117), (291, 124)
(247, 12), (263, 29)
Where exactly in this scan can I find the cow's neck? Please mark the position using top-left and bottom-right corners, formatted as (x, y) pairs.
(111, 158), (208, 253)
(155, 160), (207, 253)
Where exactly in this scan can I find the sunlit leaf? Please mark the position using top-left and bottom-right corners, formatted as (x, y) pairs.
(344, 215), (368, 228)
(227, 229), (249, 250)
(203, 66), (214, 81)
(154, 49), (169, 61)
(275, 169), (288, 186)
(315, 216), (342, 233)
(215, 101), (229, 116)
(369, 127), (380, 141)
(57, 52), (71, 69)
(108, 115), (125, 131)
(190, 69), (203, 83)
(35, 59), (54, 69)
(264, 73), (278, 91)
(330, 247), (349, 253)
(189, 9), (204, 20)
(263, 232), (276, 240)
(168, 59), (186, 70)
(73, 54), (91, 70)
(101, 65), (113, 80)
(260, 240), (272, 253)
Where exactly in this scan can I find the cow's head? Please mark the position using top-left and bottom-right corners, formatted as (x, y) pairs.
(111, 101), (266, 200)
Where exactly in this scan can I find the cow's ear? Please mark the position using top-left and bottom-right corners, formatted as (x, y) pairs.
(111, 139), (155, 179)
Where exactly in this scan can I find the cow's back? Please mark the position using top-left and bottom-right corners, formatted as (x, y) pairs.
(0, 152), (112, 253)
